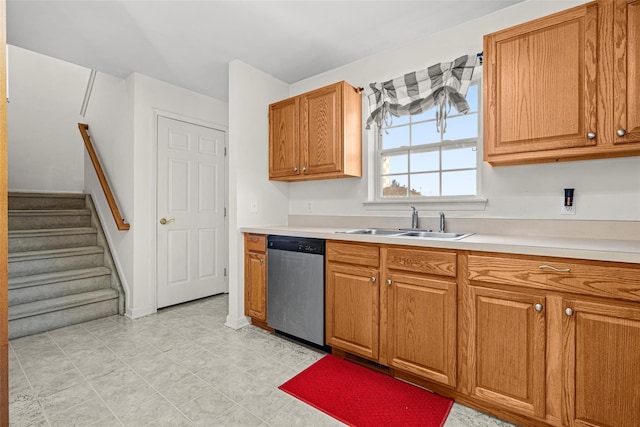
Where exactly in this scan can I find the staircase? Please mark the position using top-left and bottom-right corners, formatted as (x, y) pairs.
(7, 192), (125, 339)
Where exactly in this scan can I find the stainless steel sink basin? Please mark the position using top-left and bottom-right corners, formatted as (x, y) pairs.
(397, 231), (473, 240)
(336, 228), (473, 240)
(337, 228), (405, 236)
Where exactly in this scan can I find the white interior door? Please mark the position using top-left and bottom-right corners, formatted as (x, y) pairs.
(157, 116), (226, 308)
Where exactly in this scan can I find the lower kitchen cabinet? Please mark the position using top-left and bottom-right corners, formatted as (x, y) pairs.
(465, 251), (640, 427)
(325, 242), (380, 360)
(383, 246), (458, 387)
(244, 234), (268, 327)
(325, 241), (458, 388)
(385, 271), (457, 387)
(563, 298), (640, 427)
(466, 285), (546, 419)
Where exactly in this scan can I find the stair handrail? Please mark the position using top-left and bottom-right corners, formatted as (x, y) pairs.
(78, 123), (130, 231)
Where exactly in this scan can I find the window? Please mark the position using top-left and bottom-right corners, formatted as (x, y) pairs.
(377, 83), (480, 200)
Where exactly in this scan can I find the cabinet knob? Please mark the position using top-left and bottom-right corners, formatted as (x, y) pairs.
(259, 258), (264, 264)
(293, 167), (298, 172)
(370, 277), (376, 283)
(565, 307), (574, 316)
(587, 132), (596, 140)
(534, 303), (543, 312)
(617, 128), (627, 137)
(386, 279), (392, 285)
(302, 167), (307, 173)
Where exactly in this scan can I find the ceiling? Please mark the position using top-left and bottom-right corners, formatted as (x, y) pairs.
(6, 1), (523, 102)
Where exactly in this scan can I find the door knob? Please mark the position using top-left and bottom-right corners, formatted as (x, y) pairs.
(159, 218), (175, 225)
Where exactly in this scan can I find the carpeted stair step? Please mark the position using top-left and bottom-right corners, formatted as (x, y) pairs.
(8, 246), (105, 278)
(8, 266), (112, 306)
(8, 289), (119, 339)
(8, 227), (98, 252)
(8, 209), (92, 230)
(8, 192), (86, 210)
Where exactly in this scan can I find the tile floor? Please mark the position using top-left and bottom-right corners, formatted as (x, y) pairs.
(8, 294), (515, 427)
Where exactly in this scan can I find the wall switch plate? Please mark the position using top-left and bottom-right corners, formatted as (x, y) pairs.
(561, 203), (575, 215)
(250, 200), (258, 213)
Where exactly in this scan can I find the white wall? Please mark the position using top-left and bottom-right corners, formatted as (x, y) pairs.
(285, 0), (640, 222)
(129, 73), (229, 318)
(226, 60), (289, 328)
(7, 45), (87, 192)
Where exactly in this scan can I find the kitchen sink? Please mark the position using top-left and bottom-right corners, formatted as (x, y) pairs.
(397, 231), (473, 240)
(338, 228), (405, 236)
(336, 228), (473, 240)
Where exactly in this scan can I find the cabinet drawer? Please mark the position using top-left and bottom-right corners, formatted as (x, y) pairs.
(327, 241), (379, 267)
(245, 234), (266, 253)
(468, 253), (640, 302)
(385, 247), (456, 278)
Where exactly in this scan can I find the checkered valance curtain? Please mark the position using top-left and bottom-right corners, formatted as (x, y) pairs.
(365, 54), (478, 133)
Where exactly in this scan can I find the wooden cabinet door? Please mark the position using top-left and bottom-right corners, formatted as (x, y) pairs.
(484, 3), (598, 163)
(245, 252), (267, 320)
(300, 83), (343, 175)
(467, 286), (546, 418)
(386, 272), (457, 387)
(269, 97), (299, 179)
(563, 299), (640, 427)
(326, 262), (379, 361)
(613, 0), (640, 145)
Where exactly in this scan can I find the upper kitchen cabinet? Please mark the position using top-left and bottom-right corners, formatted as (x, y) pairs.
(483, 0), (640, 166)
(268, 97), (299, 179)
(269, 81), (362, 181)
(612, 0), (640, 145)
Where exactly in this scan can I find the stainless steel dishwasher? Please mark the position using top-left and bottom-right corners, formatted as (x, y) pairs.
(267, 235), (325, 347)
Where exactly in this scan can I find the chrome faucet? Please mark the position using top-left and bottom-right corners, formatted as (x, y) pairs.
(411, 206), (419, 229)
(439, 212), (445, 233)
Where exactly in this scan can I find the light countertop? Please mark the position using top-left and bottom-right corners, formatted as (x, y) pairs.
(240, 225), (640, 264)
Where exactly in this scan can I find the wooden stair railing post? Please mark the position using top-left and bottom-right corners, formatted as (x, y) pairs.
(78, 123), (130, 231)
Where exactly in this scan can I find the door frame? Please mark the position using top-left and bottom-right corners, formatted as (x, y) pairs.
(151, 110), (229, 311)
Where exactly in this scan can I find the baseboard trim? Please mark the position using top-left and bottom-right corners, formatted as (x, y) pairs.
(225, 314), (250, 330)
(126, 305), (156, 319)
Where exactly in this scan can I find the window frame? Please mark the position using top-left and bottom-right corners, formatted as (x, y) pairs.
(372, 80), (483, 204)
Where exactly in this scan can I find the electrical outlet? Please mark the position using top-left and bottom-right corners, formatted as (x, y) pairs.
(561, 203), (575, 215)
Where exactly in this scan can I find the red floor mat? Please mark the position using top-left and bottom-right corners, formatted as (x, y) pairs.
(279, 354), (453, 427)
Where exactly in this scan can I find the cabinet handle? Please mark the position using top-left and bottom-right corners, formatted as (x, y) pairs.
(370, 277), (376, 283)
(617, 128), (627, 137)
(587, 132), (596, 139)
(386, 279), (392, 285)
(538, 265), (571, 273)
(534, 303), (543, 312)
(293, 167), (298, 172)
(565, 307), (574, 316)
